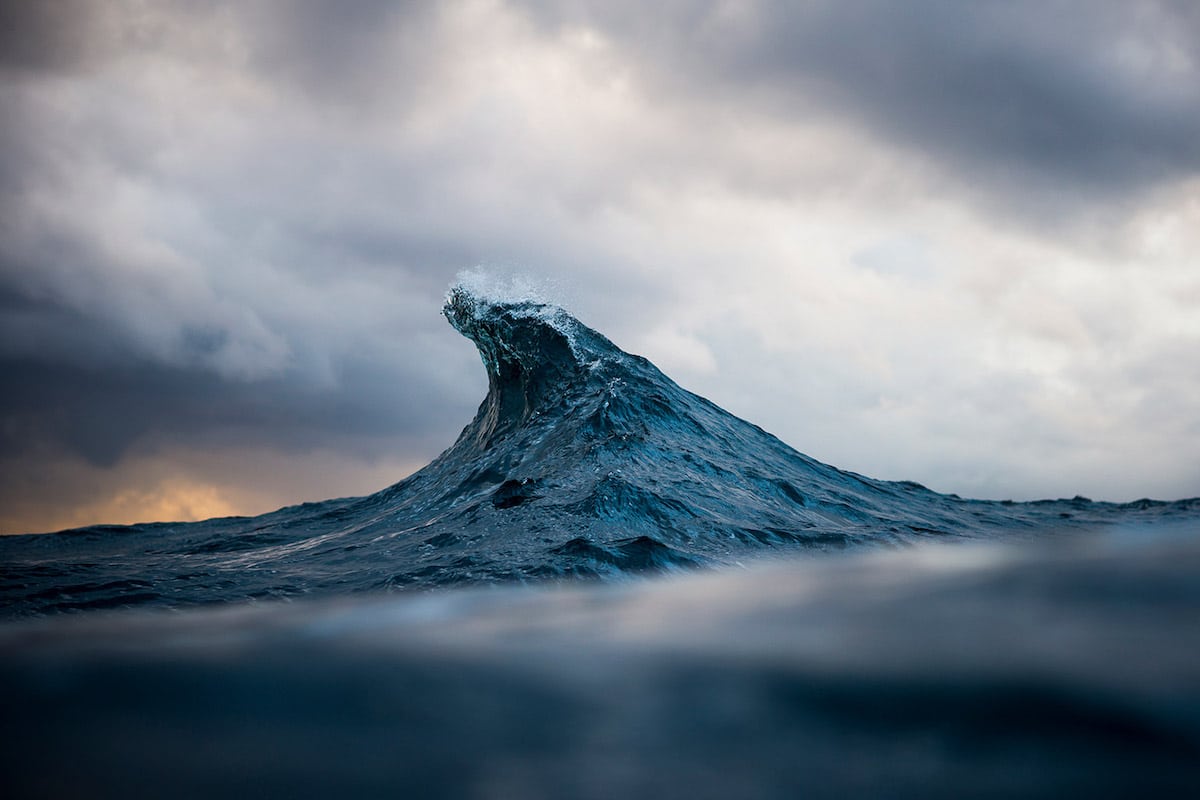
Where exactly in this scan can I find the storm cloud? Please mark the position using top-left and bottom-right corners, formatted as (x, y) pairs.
(1, 0), (1198, 532)
(528, 1), (1200, 204)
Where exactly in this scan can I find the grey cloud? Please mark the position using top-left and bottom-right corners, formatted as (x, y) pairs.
(0, 350), (478, 533)
(0, 0), (111, 73)
(233, 1), (444, 107)
(528, 0), (1200, 205)
(0, 346), (477, 468)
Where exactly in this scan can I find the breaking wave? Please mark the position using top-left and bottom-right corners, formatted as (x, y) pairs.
(2, 282), (1197, 616)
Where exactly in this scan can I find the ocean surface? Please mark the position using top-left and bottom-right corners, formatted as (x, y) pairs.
(2, 284), (1198, 797)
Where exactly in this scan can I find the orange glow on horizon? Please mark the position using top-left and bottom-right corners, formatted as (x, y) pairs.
(2, 479), (244, 535)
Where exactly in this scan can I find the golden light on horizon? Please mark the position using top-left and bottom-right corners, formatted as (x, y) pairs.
(1, 478), (241, 535)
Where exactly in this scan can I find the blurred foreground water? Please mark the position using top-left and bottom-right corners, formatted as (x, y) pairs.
(4, 528), (1200, 798)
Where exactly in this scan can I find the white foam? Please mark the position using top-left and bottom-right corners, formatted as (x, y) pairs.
(450, 268), (565, 308)
(448, 269), (587, 359)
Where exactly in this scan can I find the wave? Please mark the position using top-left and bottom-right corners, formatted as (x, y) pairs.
(1, 283), (1197, 617)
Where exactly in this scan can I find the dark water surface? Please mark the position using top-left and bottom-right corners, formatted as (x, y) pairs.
(3, 532), (1199, 798)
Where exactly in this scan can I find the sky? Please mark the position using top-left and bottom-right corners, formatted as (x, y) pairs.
(2, 0), (1199, 533)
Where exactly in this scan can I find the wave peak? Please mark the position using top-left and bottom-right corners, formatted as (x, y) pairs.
(1, 280), (1197, 617)
(442, 284), (622, 445)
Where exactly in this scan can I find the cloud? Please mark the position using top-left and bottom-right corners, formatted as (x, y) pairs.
(0, 0), (114, 74)
(526, 0), (1200, 215)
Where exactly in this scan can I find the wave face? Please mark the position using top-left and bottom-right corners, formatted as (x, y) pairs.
(2, 285), (1198, 616)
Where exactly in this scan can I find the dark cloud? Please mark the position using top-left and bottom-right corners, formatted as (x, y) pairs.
(0, 341), (480, 532)
(528, 0), (1200, 203)
(0, 0), (110, 73)
(234, 1), (444, 108)
(0, 353), (474, 467)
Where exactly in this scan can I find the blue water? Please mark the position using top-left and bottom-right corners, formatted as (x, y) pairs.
(1, 284), (1198, 796)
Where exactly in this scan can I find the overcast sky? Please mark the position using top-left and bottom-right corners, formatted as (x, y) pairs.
(2, 0), (1199, 533)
